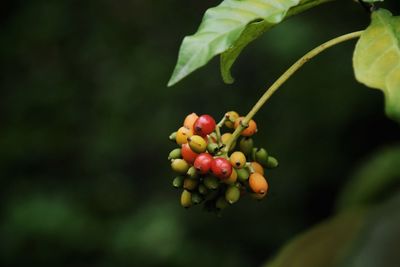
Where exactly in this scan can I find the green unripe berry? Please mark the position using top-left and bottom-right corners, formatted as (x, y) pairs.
(172, 176), (184, 188)
(207, 143), (220, 155)
(203, 176), (219, 190)
(251, 147), (258, 161)
(168, 148), (182, 160)
(169, 131), (177, 141)
(216, 197), (229, 210)
(237, 168), (250, 182)
(225, 185), (240, 204)
(198, 184), (208, 195)
(186, 166), (198, 179)
(191, 193), (203, 205)
(255, 148), (269, 166)
(266, 156), (279, 169)
(180, 190), (192, 208)
(183, 178), (198, 191)
(188, 135), (207, 153)
(171, 159), (190, 174)
(239, 137), (253, 156)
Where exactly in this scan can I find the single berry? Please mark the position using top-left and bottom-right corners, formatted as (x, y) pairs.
(266, 156), (279, 169)
(211, 157), (232, 180)
(224, 168), (237, 184)
(171, 159), (190, 174)
(172, 176), (184, 188)
(183, 178), (198, 191)
(255, 148), (269, 166)
(169, 131), (177, 141)
(188, 135), (207, 153)
(203, 176), (219, 190)
(224, 111), (239, 129)
(194, 153), (213, 174)
(239, 137), (254, 156)
(237, 168), (250, 182)
(181, 143), (198, 164)
(176, 126), (193, 145)
(249, 173), (268, 194)
(230, 151), (246, 168)
(207, 143), (219, 155)
(221, 133), (236, 151)
(180, 190), (192, 208)
(168, 148), (182, 160)
(194, 115), (216, 136)
(183, 112), (199, 131)
(225, 185), (240, 204)
(250, 161), (264, 175)
(234, 117), (257, 137)
(186, 166), (198, 179)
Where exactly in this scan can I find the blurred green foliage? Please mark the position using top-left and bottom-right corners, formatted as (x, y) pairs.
(1, 0), (400, 267)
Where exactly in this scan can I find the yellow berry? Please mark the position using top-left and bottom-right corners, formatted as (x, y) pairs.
(224, 168), (237, 184)
(188, 135), (207, 153)
(224, 111), (239, 129)
(176, 126), (193, 145)
(171, 159), (190, 174)
(180, 190), (192, 208)
(230, 151), (246, 168)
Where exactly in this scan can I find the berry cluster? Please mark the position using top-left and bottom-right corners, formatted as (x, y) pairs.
(168, 112), (278, 212)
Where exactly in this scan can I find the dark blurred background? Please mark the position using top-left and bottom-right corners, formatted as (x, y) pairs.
(1, 1), (400, 267)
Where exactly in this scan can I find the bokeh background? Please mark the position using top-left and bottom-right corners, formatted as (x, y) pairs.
(1, 1), (400, 267)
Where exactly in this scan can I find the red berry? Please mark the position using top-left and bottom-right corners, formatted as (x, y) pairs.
(211, 158), (232, 180)
(194, 115), (216, 136)
(194, 153), (213, 174)
(181, 143), (199, 164)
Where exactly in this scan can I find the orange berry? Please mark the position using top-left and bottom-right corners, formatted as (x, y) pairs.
(249, 173), (268, 194)
(250, 161), (264, 175)
(234, 117), (257, 137)
(183, 113), (198, 131)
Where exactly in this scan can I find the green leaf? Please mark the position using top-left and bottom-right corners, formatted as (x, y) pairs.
(168, 0), (304, 87)
(221, 0), (334, 83)
(263, 210), (367, 267)
(353, 9), (400, 122)
(336, 146), (400, 211)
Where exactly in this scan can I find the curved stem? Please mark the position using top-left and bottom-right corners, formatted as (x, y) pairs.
(223, 30), (363, 153)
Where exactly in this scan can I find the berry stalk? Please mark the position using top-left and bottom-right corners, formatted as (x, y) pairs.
(223, 30), (364, 153)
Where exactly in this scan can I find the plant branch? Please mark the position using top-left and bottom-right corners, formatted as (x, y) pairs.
(223, 30), (364, 153)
